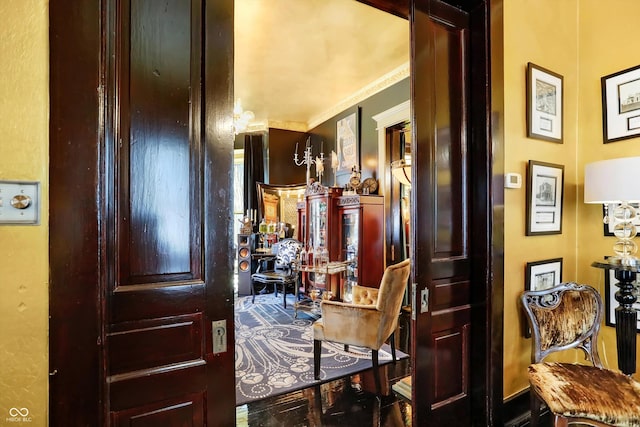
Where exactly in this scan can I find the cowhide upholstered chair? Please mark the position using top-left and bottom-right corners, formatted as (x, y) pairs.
(521, 282), (640, 427)
(251, 238), (302, 308)
(312, 258), (411, 395)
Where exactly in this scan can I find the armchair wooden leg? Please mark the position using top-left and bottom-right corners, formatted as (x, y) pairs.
(344, 344), (349, 352)
(389, 332), (397, 362)
(372, 349), (381, 396)
(314, 339), (322, 380)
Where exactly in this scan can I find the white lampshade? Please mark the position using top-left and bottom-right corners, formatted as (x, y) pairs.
(584, 157), (640, 204)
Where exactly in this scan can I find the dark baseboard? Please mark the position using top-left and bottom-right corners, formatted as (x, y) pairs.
(503, 388), (550, 427)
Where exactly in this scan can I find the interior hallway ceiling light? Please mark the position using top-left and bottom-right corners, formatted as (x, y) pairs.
(233, 99), (255, 135)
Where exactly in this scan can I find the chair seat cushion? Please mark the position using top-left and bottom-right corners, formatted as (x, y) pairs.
(528, 362), (640, 426)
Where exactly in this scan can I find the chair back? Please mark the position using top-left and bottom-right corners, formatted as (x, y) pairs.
(521, 282), (603, 366)
(273, 238), (302, 270)
(376, 258), (411, 340)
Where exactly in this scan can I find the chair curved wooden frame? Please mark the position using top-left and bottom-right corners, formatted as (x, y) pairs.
(521, 282), (640, 427)
(250, 238), (302, 308)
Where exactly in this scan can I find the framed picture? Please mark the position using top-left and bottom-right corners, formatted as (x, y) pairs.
(336, 107), (360, 174)
(526, 160), (564, 235)
(523, 257), (563, 337)
(526, 62), (563, 143)
(603, 203), (640, 236)
(603, 259), (640, 331)
(601, 64), (640, 143)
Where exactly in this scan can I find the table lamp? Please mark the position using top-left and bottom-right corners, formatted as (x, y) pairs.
(584, 156), (640, 267)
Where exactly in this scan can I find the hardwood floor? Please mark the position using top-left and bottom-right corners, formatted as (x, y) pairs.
(236, 304), (413, 426)
(237, 358), (411, 427)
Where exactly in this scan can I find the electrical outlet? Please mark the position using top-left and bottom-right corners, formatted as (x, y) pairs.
(212, 320), (227, 354)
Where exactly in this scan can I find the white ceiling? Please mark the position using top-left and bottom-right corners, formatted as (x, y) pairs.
(234, 0), (410, 132)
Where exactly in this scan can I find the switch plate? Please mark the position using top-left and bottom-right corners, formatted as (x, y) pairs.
(0, 181), (40, 225)
(212, 320), (227, 354)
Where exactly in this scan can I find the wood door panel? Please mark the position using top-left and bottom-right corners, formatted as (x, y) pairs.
(432, 322), (469, 402)
(50, 0), (235, 425)
(108, 313), (203, 375)
(118, 0), (201, 284)
(110, 283), (205, 323)
(112, 392), (204, 427)
(109, 361), (206, 411)
(411, 1), (490, 424)
(433, 279), (470, 310)
(107, 0), (220, 424)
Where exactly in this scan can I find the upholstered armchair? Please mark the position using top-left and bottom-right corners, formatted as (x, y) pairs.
(312, 258), (411, 395)
(251, 238), (302, 308)
(521, 282), (640, 427)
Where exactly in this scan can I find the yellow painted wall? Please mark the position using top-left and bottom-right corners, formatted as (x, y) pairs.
(0, 1), (49, 425)
(576, 0), (640, 379)
(2, 0), (639, 422)
(502, 0), (640, 399)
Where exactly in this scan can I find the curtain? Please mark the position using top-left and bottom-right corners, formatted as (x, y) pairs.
(243, 133), (265, 221)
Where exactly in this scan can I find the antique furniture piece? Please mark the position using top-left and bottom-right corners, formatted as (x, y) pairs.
(521, 282), (640, 426)
(297, 187), (385, 300)
(337, 194), (384, 299)
(294, 261), (350, 318)
(250, 238), (302, 308)
(312, 259), (411, 395)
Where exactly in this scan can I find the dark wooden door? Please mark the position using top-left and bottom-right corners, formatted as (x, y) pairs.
(49, 1), (235, 425)
(410, 0), (493, 425)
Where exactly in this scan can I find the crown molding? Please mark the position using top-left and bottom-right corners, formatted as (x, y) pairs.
(307, 61), (410, 130)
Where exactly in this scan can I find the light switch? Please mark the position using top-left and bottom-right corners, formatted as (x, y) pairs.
(0, 181), (40, 225)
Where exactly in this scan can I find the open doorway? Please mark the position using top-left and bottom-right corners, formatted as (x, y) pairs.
(232, 0), (413, 422)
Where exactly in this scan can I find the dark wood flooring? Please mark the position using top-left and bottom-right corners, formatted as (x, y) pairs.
(236, 305), (413, 427)
(237, 359), (412, 427)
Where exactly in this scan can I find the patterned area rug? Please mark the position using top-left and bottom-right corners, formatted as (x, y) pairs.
(235, 294), (407, 405)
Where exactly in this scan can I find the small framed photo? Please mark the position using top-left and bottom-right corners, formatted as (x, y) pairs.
(523, 257), (563, 337)
(336, 107), (360, 174)
(527, 63), (563, 143)
(601, 64), (640, 143)
(526, 160), (564, 235)
(603, 260), (640, 331)
(603, 203), (640, 236)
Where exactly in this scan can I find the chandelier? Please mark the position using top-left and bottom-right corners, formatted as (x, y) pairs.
(233, 99), (255, 135)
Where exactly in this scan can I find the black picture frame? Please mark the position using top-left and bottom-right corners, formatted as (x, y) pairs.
(526, 62), (564, 143)
(601, 64), (640, 143)
(523, 257), (563, 338)
(603, 257), (640, 332)
(526, 160), (564, 236)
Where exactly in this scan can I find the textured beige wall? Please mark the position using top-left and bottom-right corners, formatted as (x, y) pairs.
(0, 1), (49, 425)
(502, 0), (640, 399)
